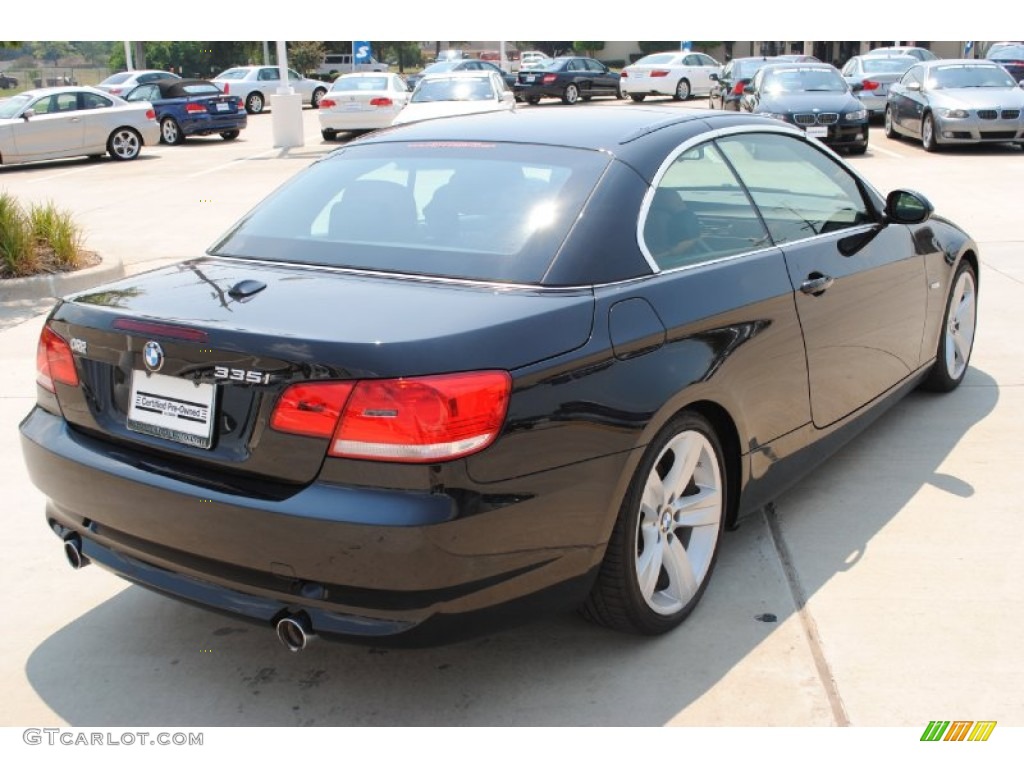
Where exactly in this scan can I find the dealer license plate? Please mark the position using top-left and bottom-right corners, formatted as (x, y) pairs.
(127, 371), (216, 449)
(215, 102), (229, 112)
(806, 126), (828, 138)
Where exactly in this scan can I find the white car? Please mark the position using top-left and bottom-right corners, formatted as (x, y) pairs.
(0, 86), (160, 165)
(318, 73), (411, 139)
(392, 71), (515, 126)
(620, 50), (722, 101)
(519, 51), (554, 71)
(211, 66), (328, 115)
(95, 69), (180, 98)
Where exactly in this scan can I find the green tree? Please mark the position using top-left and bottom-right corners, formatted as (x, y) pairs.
(71, 41), (114, 67)
(32, 41), (73, 67)
(573, 42), (605, 57)
(286, 41), (325, 75)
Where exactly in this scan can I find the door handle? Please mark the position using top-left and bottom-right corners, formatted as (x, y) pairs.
(801, 274), (834, 296)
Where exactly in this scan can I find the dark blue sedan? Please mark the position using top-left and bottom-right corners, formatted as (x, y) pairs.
(21, 108), (977, 649)
(125, 78), (246, 144)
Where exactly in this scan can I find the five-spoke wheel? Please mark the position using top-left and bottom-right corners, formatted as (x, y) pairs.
(106, 128), (142, 161)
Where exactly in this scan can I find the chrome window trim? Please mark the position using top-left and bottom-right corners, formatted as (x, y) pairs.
(636, 123), (884, 273)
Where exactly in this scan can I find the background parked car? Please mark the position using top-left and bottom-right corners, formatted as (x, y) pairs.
(125, 78), (247, 144)
(95, 70), (180, 98)
(318, 72), (411, 139)
(519, 51), (554, 71)
(392, 71), (515, 125)
(405, 60), (516, 93)
(741, 63), (869, 154)
(0, 86), (159, 165)
(885, 59), (1024, 151)
(515, 56), (621, 105)
(868, 46), (938, 62)
(314, 53), (388, 76)
(709, 56), (772, 110)
(0, 72), (19, 89)
(211, 66), (328, 114)
(620, 50), (721, 102)
(841, 55), (917, 119)
(985, 42), (1024, 83)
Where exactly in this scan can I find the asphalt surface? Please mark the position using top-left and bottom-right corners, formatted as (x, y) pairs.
(1, 98), (1022, 727)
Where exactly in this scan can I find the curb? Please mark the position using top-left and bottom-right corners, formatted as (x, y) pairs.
(0, 253), (125, 304)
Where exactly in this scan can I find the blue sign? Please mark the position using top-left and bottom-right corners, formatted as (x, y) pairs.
(680, 41), (692, 51)
(354, 42), (372, 64)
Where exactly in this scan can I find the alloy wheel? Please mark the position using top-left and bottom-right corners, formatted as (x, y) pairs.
(944, 268), (977, 381)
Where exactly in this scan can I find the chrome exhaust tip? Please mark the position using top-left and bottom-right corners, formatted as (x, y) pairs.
(63, 535), (90, 570)
(276, 613), (316, 652)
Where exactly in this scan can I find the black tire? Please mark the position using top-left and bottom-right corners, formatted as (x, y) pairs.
(526, 96), (541, 105)
(581, 411), (728, 635)
(311, 87), (327, 108)
(160, 117), (184, 145)
(921, 112), (939, 152)
(245, 91), (265, 115)
(220, 130), (240, 141)
(884, 106), (898, 139)
(673, 78), (691, 101)
(106, 127), (142, 161)
(562, 83), (580, 105)
(921, 260), (978, 392)
(321, 129), (337, 141)
(848, 141), (868, 156)
(630, 94), (646, 103)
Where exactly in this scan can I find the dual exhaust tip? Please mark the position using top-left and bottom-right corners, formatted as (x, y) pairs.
(61, 534), (317, 652)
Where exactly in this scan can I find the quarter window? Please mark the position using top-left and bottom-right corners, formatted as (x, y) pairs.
(717, 133), (875, 244)
(643, 141), (770, 270)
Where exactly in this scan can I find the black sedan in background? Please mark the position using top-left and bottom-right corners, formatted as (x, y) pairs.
(514, 56), (621, 104)
(985, 42), (1024, 82)
(22, 108), (977, 649)
(125, 78), (247, 144)
(741, 63), (870, 153)
(709, 56), (772, 110)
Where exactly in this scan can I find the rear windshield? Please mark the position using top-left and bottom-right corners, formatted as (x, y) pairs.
(862, 57), (915, 74)
(413, 77), (495, 102)
(332, 77), (389, 91)
(987, 44), (1024, 59)
(210, 142), (610, 284)
(182, 83), (222, 95)
(216, 69), (249, 80)
(101, 72), (132, 85)
(635, 54), (678, 66)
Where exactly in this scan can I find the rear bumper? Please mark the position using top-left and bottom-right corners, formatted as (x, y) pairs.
(180, 112), (248, 136)
(20, 407), (611, 643)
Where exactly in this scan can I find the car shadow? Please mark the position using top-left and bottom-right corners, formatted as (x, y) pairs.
(23, 368), (998, 726)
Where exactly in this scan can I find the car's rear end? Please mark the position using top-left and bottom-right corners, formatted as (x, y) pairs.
(175, 82), (246, 138)
(20, 137), (631, 647)
(988, 43), (1024, 82)
(621, 54), (681, 99)
(847, 56), (915, 118)
(319, 74), (405, 134)
(721, 58), (770, 110)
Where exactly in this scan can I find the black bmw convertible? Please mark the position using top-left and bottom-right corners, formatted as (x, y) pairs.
(21, 107), (978, 649)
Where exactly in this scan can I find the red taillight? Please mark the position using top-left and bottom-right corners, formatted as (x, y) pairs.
(221, 83), (229, 94)
(861, 79), (880, 91)
(185, 103), (207, 113)
(621, 71), (629, 78)
(369, 97), (393, 107)
(110, 88), (123, 95)
(36, 326), (79, 393)
(731, 80), (747, 95)
(650, 69), (670, 78)
(270, 372), (511, 463)
(145, 109), (156, 120)
(319, 98), (336, 109)
(271, 382), (354, 438)
(542, 74), (557, 84)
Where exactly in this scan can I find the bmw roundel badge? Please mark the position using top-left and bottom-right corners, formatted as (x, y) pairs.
(143, 341), (164, 372)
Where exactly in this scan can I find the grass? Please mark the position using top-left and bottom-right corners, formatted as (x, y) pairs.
(0, 193), (91, 278)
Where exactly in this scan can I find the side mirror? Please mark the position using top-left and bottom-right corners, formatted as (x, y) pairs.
(709, 73), (719, 82)
(886, 189), (933, 224)
(21, 109), (35, 120)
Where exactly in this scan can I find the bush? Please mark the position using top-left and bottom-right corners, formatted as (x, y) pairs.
(600, 59), (626, 69)
(0, 193), (89, 278)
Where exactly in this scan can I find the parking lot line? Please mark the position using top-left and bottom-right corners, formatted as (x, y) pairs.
(26, 165), (98, 184)
(869, 144), (908, 160)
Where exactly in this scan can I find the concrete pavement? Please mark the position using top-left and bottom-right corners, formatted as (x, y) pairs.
(1, 102), (1021, 726)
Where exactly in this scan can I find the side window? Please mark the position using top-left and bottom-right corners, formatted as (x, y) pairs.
(52, 92), (78, 113)
(642, 141), (770, 270)
(81, 92), (111, 109)
(124, 86), (153, 102)
(586, 59), (605, 72)
(258, 68), (278, 81)
(30, 95), (56, 114)
(699, 54), (719, 67)
(288, 69), (301, 81)
(903, 66), (923, 86)
(717, 133), (875, 244)
(683, 54), (700, 66)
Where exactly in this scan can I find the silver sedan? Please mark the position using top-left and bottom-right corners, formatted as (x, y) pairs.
(0, 86), (161, 165)
(841, 55), (916, 118)
(211, 66), (329, 115)
(886, 60), (1024, 151)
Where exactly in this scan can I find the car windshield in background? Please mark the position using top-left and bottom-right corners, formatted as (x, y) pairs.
(215, 69), (249, 80)
(0, 93), (31, 118)
(332, 77), (390, 91)
(735, 60), (769, 78)
(988, 43), (1024, 58)
(765, 68), (847, 93)
(99, 72), (132, 85)
(862, 57), (916, 74)
(928, 65), (1016, 89)
(413, 78), (496, 102)
(210, 142), (610, 284)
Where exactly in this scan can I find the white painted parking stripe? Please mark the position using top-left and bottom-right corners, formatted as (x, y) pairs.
(186, 148), (280, 178)
(27, 165), (98, 184)
(869, 144), (907, 159)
